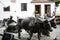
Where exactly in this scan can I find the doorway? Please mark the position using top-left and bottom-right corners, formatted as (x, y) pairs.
(35, 5), (41, 17)
(45, 5), (51, 17)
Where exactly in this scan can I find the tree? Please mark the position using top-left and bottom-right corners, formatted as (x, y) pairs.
(55, 0), (60, 6)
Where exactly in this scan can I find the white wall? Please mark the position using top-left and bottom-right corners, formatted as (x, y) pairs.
(0, 0), (55, 20)
(0, 0), (32, 19)
(0, 0), (34, 20)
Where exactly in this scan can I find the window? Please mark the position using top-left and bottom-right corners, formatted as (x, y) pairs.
(4, 6), (10, 11)
(21, 3), (27, 11)
(35, 5), (41, 17)
(45, 5), (51, 17)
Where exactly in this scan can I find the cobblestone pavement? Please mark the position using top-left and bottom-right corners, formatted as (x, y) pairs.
(0, 25), (60, 40)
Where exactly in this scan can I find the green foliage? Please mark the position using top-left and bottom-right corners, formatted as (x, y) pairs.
(55, 1), (60, 7)
(58, 0), (60, 1)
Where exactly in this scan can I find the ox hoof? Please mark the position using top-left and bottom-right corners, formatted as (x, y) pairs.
(27, 38), (30, 40)
(45, 33), (50, 36)
(49, 29), (53, 32)
(54, 26), (57, 29)
(53, 38), (57, 40)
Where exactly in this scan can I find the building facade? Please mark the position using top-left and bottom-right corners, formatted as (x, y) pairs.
(0, 0), (56, 20)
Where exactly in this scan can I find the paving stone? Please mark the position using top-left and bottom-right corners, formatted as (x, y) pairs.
(0, 25), (60, 40)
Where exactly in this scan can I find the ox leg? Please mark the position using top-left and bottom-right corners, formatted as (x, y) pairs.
(40, 30), (42, 37)
(18, 27), (21, 39)
(18, 30), (21, 39)
(18, 32), (21, 39)
(28, 32), (33, 40)
(26, 30), (30, 33)
(38, 31), (41, 40)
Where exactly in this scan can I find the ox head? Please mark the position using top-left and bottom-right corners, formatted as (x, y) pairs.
(43, 20), (53, 32)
